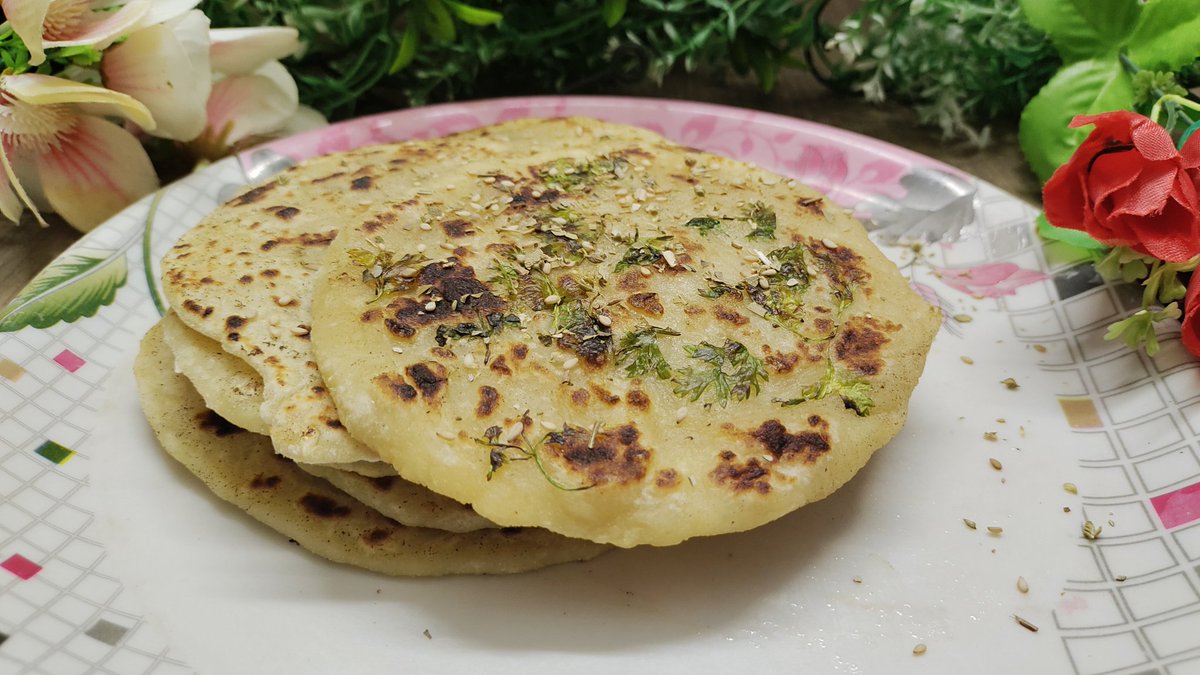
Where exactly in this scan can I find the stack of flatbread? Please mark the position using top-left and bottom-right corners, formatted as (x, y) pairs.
(135, 117), (939, 576)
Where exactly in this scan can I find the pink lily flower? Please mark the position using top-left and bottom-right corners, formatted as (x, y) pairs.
(192, 26), (323, 159)
(0, 73), (158, 231)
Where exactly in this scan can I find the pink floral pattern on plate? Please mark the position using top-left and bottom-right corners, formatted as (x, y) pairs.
(241, 96), (964, 212)
(935, 263), (1053, 298)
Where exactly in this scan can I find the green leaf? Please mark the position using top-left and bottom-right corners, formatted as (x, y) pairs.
(1019, 57), (1135, 181)
(442, 1), (502, 27)
(1018, 0), (1140, 63)
(0, 248), (128, 332)
(388, 21), (420, 74)
(1126, 0), (1200, 70)
(415, 0), (456, 43)
(601, 0), (628, 28)
(1036, 213), (1108, 250)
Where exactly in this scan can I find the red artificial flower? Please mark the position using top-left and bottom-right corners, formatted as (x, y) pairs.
(1043, 111), (1200, 263)
(1184, 272), (1200, 357)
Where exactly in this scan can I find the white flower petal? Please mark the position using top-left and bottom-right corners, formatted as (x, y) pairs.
(131, 0), (201, 28)
(101, 10), (212, 140)
(276, 105), (328, 137)
(44, 0), (152, 51)
(209, 27), (300, 75)
(0, 143), (35, 224)
(206, 61), (298, 146)
(0, 165), (24, 223)
(35, 116), (158, 231)
(2, 73), (156, 131)
(2, 0), (51, 65)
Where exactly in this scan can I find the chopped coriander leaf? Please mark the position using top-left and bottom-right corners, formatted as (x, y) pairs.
(615, 326), (680, 379)
(698, 282), (743, 299)
(614, 236), (672, 272)
(347, 241), (431, 300)
(673, 339), (767, 407)
(745, 201), (777, 240)
(779, 360), (875, 416)
(487, 260), (521, 300)
(684, 217), (721, 234)
(434, 312), (521, 346)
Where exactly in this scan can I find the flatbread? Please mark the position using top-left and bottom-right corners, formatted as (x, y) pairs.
(133, 320), (608, 575)
(310, 117), (941, 547)
(160, 146), (419, 469)
(160, 312), (495, 531)
(161, 311), (268, 435)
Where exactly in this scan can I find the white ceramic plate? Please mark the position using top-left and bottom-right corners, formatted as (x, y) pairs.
(2, 97), (1198, 675)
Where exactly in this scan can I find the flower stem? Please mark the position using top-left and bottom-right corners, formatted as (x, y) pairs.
(1150, 94), (1200, 126)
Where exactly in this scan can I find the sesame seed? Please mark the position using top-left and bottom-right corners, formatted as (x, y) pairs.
(541, 420), (557, 430)
(639, 266), (652, 277)
(663, 250), (678, 267)
(730, 240), (743, 250)
(503, 422), (524, 443)
(913, 644), (927, 656)
(419, 222), (432, 231)
(822, 238), (838, 249)
(1014, 615), (1039, 633)
(786, 278), (800, 287)
(1063, 483), (1078, 494)
(398, 266), (419, 278)
(758, 277), (770, 289)
(483, 176), (496, 184)
(963, 518), (977, 530)
(543, 294), (561, 307)
(424, 301), (437, 312)
(990, 458), (1003, 470)
(852, 576), (862, 584)
(960, 355), (974, 364)
(562, 357), (579, 369)
(463, 354), (476, 368)
(392, 346), (404, 354)
(416, 243), (427, 252)
(290, 324), (310, 336)
(987, 526), (1003, 535)
(456, 209), (473, 217)
(597, 314), (612, 327)
(675, 407), (688, 423)
(268, 326), (281, 338)
(631, 203), (641, 212)
(693, 184), (705, 196)
(531, 190), (543, 198)
(436, 430), (455, 441)
(1017, 576), (1029, 593)
(953, 313), (973, 323)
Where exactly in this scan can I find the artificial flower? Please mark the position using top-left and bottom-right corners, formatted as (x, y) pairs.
(100, 8), (212, 141)
(1, 0), (152, 66)
(189, 27), (321, 160)
(1043, 111), (1200, 263)
(0, 72), (157, 230)
(1183, 272), (1200, 357)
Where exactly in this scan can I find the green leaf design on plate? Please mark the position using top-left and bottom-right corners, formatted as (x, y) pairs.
(0, 248), (128, 332)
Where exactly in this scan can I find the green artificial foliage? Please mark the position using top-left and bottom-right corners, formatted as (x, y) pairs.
(824, 0), (1060, 146)
(201, 0), (825, 120)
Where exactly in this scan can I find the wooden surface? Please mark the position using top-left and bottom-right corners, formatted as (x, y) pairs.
(0, 70), (1041, 307)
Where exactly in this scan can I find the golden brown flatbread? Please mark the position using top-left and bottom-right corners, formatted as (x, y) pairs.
(134, 320), (608, 575)
(308, 117), (940, 547)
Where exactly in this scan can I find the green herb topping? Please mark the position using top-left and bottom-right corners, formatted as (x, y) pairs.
(478, 421), (593, 491)
(347, 239), (431, 300)
(684, 217), (721, 234)
(673, 339), (768, 407)
(534, 155), (630, 191)
(779, 360), (875, 416)
(745, 201), (777, 240)
(615, 325), (681, 379)
(614, 235), (673, 272)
